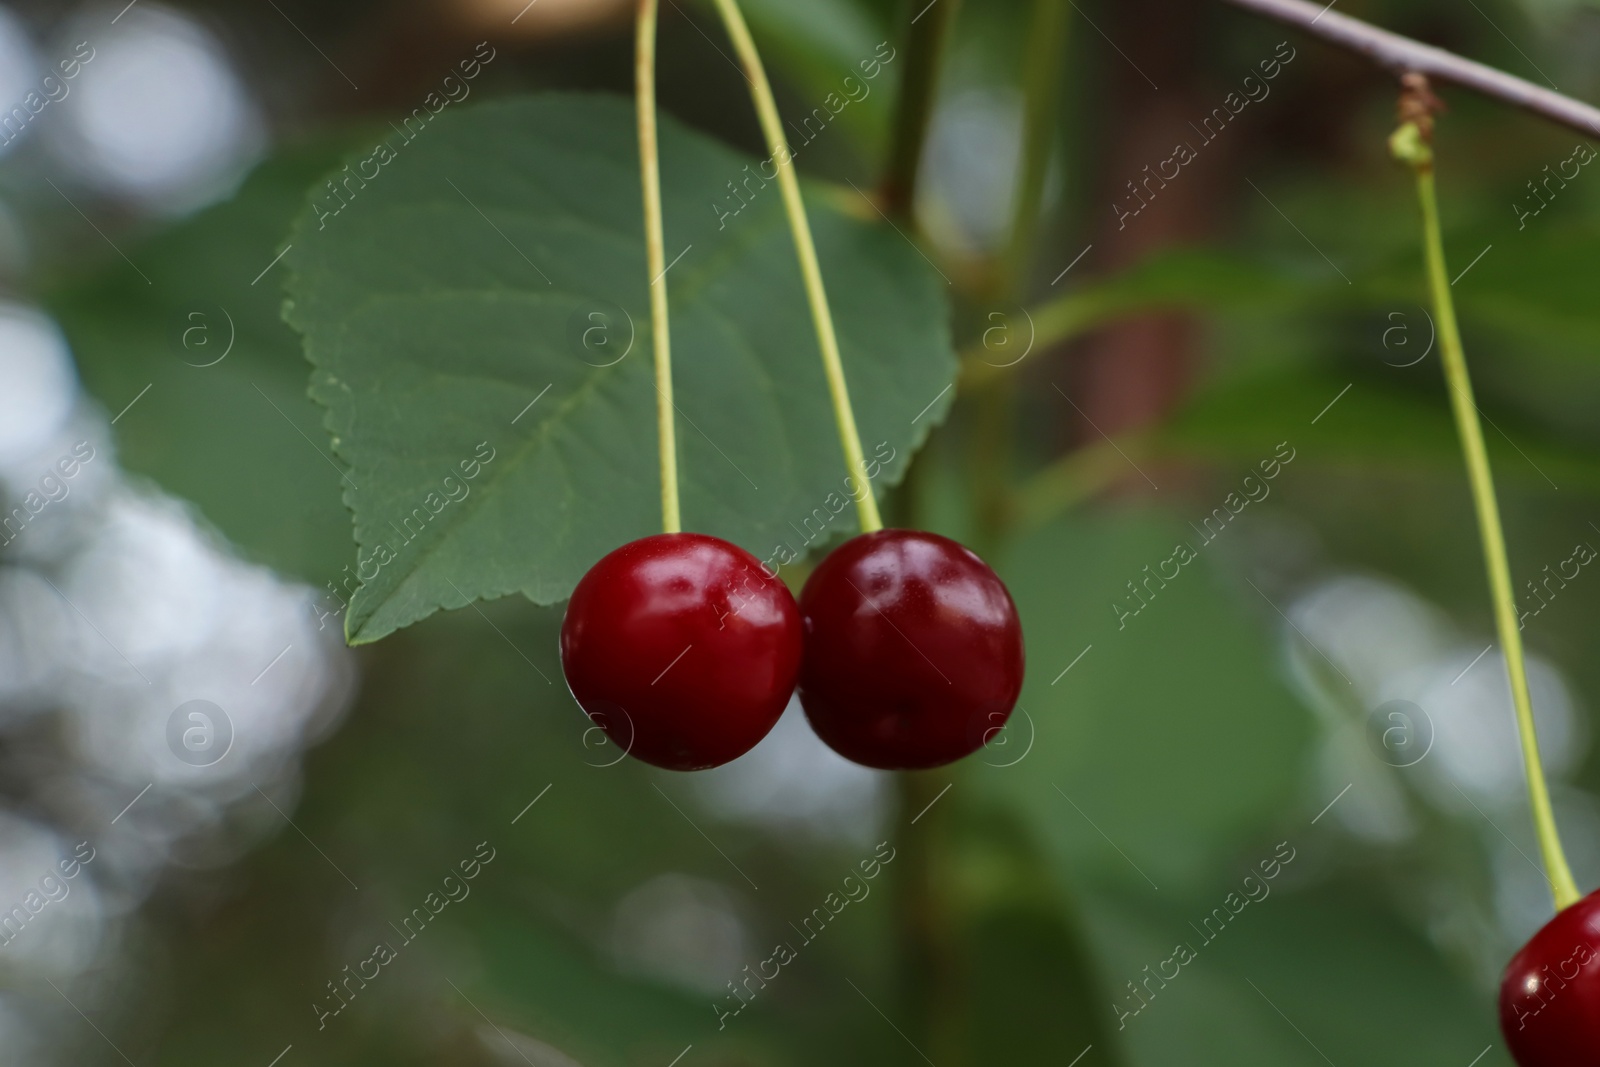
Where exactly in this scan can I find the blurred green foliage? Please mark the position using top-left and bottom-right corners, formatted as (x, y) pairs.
(26, 0), (1600, 1062)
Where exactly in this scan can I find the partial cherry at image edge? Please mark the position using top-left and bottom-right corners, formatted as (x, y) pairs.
(1499, 887), (1600, 1067)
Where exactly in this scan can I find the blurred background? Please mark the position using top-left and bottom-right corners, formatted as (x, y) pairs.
(1, 0), (1599, 1063)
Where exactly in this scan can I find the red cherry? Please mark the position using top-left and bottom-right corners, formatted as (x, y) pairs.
(1500, 889), (1600, 1066)
(796, 529), (1024, 770)
(560, 533), (802, 771)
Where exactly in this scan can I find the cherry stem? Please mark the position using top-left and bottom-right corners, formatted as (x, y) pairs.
(706, 0), (885, 534)
(1391, 116), (1581, 912)
(636, 0), (681, 534)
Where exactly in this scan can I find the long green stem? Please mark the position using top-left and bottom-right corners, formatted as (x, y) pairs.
(1391, 120), (1580, 911)
(880, 0), (963, 222)
(707, 0), (884, 533)
(637, 0), (681, 533)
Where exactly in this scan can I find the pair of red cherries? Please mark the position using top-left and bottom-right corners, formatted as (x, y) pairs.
(559, 529), (1024, 772)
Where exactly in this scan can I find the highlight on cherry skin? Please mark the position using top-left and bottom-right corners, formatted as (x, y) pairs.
(1499, 888), (1600, 1067)
(558, 532), (803, 772)
(796, 528), (1025, 771)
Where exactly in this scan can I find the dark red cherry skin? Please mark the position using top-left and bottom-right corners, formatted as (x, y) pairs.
(797, 529), (1024, 770)
(560, 533), (802, 771)
(1500, 889), (1600, 1067)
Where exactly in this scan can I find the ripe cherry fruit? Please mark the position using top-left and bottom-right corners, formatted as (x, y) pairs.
(560, 533), (802, 771)
(1500, 889), (1600, 1067)
(797, 529), (1024, 770)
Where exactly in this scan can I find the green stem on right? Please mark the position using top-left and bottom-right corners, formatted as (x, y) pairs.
(1391, 120), (1580, 912)
(707, 0), (884, 533)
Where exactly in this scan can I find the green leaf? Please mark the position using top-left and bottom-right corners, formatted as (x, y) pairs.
(944, 806), (1128, 1064)
(1080, 881), (1507, 1067)
(44, 143), (358, 583)
(1451, 222), (1600, 348)
(1158, 366), (1600, 491)
(1005, 245), (1342, 365)
(1082, 246), (1331, 317)
(974, 511), (1314, 893)
(285, 94), (955, 644)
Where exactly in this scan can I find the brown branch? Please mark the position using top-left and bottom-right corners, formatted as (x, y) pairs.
(1218, 0), (1600, 139)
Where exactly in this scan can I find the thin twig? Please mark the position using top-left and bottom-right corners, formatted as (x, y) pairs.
(999, 0), (1071, 296)
(879, 0), (964, 221)
(1219, 0), (1600, 138)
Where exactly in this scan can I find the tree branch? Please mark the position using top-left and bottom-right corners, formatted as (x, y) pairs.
(1218, 0), (1600, 138)
(879, 0), (963, 221)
